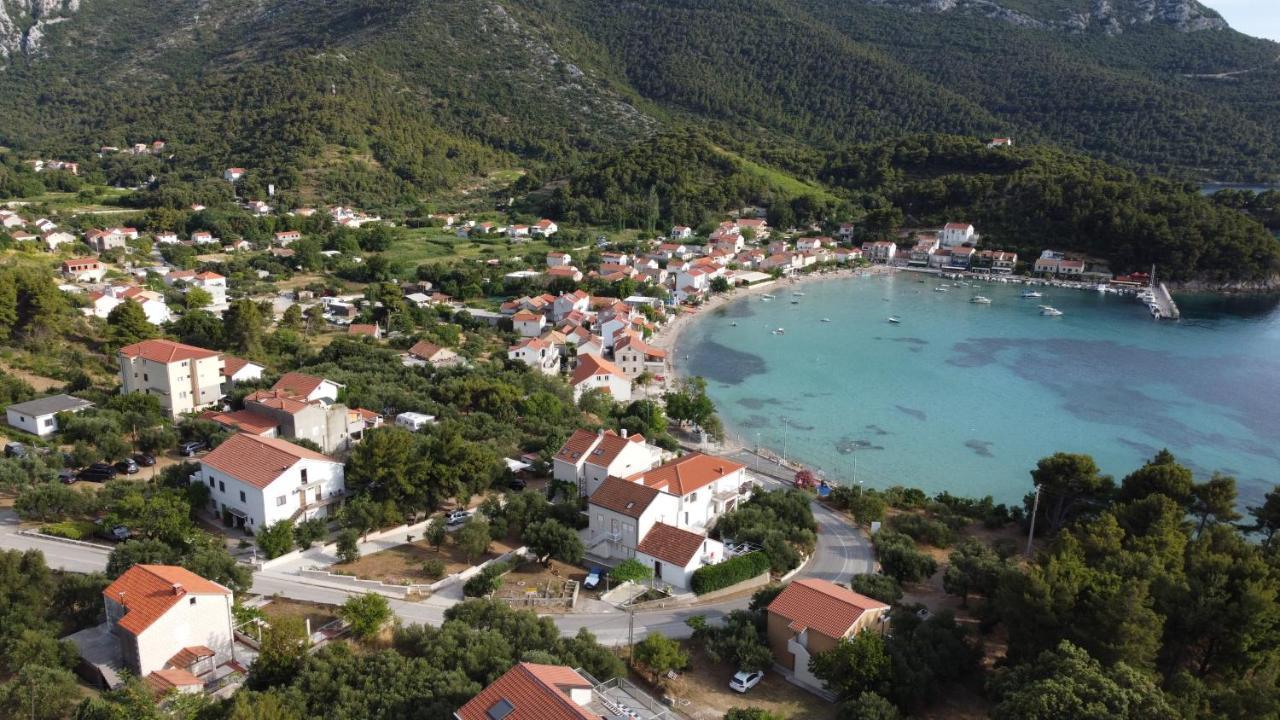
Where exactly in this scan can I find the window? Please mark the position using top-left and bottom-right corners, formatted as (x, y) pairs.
(42, 418), (53, 427)
(687, 492), (697, 503)
(218, 481), (224, 492)
(143, 373), (148, 382)
(300, 469), (308, 484)
(276, 495), (286, 507)
(239, 490), (246, 502)
(208, 478), (215, 489)
(189, 597), (196, 606)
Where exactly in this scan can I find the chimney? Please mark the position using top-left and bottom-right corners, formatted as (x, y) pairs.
(621, 429), (628, 439)
(171, 583), (184, 596)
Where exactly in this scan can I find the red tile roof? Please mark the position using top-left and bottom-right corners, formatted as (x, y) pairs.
(244, 389), (310, 414)
(631, 452), (744, 496)
(555, 429), (599, 463)
(767, 578), (889, 640)
(221, 356), (258, 378)
(587, 430), (645, 468)
(200, 409), (278, 435)
(119, 339), (219, 364)
(589, 476), (660, 518)
(167, 645), (214, 669)
(571, 354), (625, 386)
(200, 433), (335, 489)
(456, 663), (594, 720)
(348, 324), (379, 336)
(408, 340), (444, 359)
(104, 565), (230, 636)
(271, 372), (328, 399)
(637, 523), (706, 566)
(144, 668), (203, 695)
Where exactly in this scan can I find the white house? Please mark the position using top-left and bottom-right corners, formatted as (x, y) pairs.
(224, 168), (245, 182)
(532, 219), (558, 237)
(552, 428), (663, 497)
(271, 372), (341, 404)
(42, 230), (76, 251)
(221, 356), (265, 389)
(861, 241), (897, 264)
(507, 337), (560, 375)
(546, 252), (572, 268)
(195, 433), (345, 531)
(5, 394), (94, 437)
(570, 353), (631, 402)
(274, 231), (302, 246)
(669, 225), (693, 240)
(939, 222), (976, 248)
(552, 290), (590, 322)
(613, 334), (667, 379)
(191, 231), (219, 245)
(119, 339), (224, 419)
(512, 310), (546, 338)
(395, 412), (436, 431)
(634, 522), (725, 590)
(405, 340), (462, 368)
(99, 565), (234, 686)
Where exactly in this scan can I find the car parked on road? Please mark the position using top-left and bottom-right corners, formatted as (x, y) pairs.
(78, 462), (117, 482)
(114, 458), (140, 475)
(729, 670), (764, 693)
(445, 509), (470, 526)
(178, 440), (206, 457)
(134, 453), (156, 467)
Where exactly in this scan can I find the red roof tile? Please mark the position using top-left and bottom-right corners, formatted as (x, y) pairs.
(119, 339), (219, 364)
(167, 645), (214, 669)
(555, 429), (600, 463)
(767, 578), (889, 640)
(571, 354), (625, 386)
(271, 372), (329, 399)
(221, 356), (258, 378)
(104, 565), (230, 636)
(637, 523), (706, 566)
(631, 452), (744, 495)
(589, 476), (660, 518)
(199, 433), (335, 489)
(200, 409), (278, 435)
(145, 668), (203, 695)
(408, 340), (444, 359)
(456, 663), (594, 720)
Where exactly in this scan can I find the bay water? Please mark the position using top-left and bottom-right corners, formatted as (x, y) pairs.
(675, 274), (1280, 506)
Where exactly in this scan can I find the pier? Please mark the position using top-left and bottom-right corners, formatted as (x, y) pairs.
(1149, 282), (1180, 320)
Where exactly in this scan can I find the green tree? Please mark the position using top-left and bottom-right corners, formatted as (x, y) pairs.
(841, 692), (902, 720)
(247, 615), (310, 689)
(292, 518), (326, 549)
(942, 540), (1003, 607)
(809, 630), (891, 700)
(456, 518), (492, 564)
(724, 709), (784, 720)
(611, 558), (654, 584)
(335, 529), (360, 564)
(184, 287), (213, 310)
(1028, 453), (1113, 535)
(1247, 486), (1280, 546)
(256, 520), (295, 559)
(988, 641), (1174, 720)
(339, 592), (392, 640)
(848, 574), (903, 605)
(107, 300), (156, 345)
(424, 518), (446, 551)
(0, 665), (81, 720)
(631, 633), (688, 683)
(281, 304), (304, 331)
(1117, 451), (1193, 506)
(522, 520), (584, 565)
(224, 299), (266, 356)
(1189, 473), (1241, 536)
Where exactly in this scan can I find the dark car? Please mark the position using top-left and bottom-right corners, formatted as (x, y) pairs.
(58, 469), (77, 484)
(133, 453), (156, 467)
(78, 463), (117, 482)
(178, 440), (206, 457)
(507, 477), (527, 491)
(4, 441), (28, 458)
(114, 458), (139, 475)
(94, 521), (131, 542)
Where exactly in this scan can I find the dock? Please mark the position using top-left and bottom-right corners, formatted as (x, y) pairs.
(1149, 282), (1180, 320)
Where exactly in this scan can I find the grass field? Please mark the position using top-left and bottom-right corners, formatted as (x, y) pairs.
(384, 228), (555, 271)
(4, 186), (137, 214)
(711, 146), (840, 204)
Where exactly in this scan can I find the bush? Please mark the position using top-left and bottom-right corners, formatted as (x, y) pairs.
(15, 483), (93, 521)
(874, 532), (937, 584)
(888, 514), (955, 548)
(463, 560), (512, 597)
(422, 558), (446, 580)
(294, 518), (327, 548)
(256, 520), (295, 559)
(40, 520), (96, 541)
(848, 573), (904, 605)
(691, 551), (771, 595)
(336, 529), (360, 564)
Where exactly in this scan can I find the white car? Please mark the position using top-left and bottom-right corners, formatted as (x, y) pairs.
(445, 509), (471, 526)
(729, 670), (764, 693)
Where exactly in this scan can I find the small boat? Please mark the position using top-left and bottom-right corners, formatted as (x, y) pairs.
(731, 322), (738, 326)
(887, 316), (901, 324)
(793, 292), (806, 297)
(970, 296), (992, 304)
(1040, 306), (1063, 316)
(790, 300), (800, 305)
(1021, 290), (1043, 299)
(821, 318), (832, 323)
(933, 286), (949, 293)
(762, 293), (775, 299)
(772, 327), (786, 335)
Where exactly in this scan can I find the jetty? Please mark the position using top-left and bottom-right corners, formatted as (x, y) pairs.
(1149, 283), (1180, 320)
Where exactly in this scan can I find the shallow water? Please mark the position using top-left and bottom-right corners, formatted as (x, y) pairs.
(675, 274), (1280, 505)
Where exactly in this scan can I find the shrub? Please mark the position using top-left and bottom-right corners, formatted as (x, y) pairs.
(691, 551), (771, 595)
(294, 518), (327, 548)
(611, 558), (654, 584)
(40, 520), (95, 541)
(888, 514), (955, 548)
(422, 558), (446, 580)
(463, 560), (512, 597)
(256, 520), (295, 559)
(336, 529), (360, 564)
(848, 573), (904, 604)
(874, 532), (937, 584)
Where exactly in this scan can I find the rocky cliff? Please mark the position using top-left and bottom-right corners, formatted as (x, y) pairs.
(861, 0), (1228, 35)
(0, 0), (78, 62)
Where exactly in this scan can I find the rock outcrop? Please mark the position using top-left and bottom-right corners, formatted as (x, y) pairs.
(0, 0), (79, 62)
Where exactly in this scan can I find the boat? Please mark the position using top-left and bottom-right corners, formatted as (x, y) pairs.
(933, 286), (949, 293)
(790, 300), (800, 305)
(1040, 306), (1063, 316)
(762, 293), (775, 299)
(887, 316), (901, 324)
(970, 296), (992, 304)
(772, 327), (786, 335)
(793, 292), (806, 297)
(731, 322), (738, 327)
(1020, 290), (1043, 299)
(821, 318), (832, 323)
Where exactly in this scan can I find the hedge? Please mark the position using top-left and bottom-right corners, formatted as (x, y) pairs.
(463, 560), (513, 597)
(40, 520), (96, 541)
(691, 551), (771, 595)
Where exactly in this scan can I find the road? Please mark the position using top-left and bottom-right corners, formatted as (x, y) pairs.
(0, 466), (875, 644)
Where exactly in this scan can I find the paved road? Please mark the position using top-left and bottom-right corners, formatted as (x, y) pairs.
(0, 466), (876, 644)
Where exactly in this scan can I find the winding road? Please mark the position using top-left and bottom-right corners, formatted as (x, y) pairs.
(0, 464), (875, 644)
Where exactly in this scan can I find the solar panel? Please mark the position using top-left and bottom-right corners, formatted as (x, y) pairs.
(487, 699), (515, 720)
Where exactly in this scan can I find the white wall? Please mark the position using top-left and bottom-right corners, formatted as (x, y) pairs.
(6, 410), (57, 437)
(132, 591), (234, 677)
(196, 457), (344, 530)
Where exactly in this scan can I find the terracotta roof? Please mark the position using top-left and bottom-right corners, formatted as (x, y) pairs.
(221, 356), (258, 378)
(944, 222), (971, 230)
(167, 645), (214, 669)
(199, 433), (335, 489)
(512, 310), (540, 321)
(456, 663), (594, 720)
(637, 522), (706, 566)
(555, 429), (599, 463)
(145, 668), (203, 695)
(589, 476), (660, 518)
(586, 430), (645, 469)
(244, 389), (310, 414)
(200, 409), (278, 435)
(354, 408), (382, 422)
(631, 452), (744, 495)
(767, 578), (889, 640)
(408, 340), (444, 359)
(348, 324), (379, 336)
(104, 565), (230, 636)
(119, 339), (219, 364)
(571, 354), (625, 386)
(271, 372), (329, 399)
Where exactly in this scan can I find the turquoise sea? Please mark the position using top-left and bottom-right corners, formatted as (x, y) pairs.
(675, 274), (1280, 506)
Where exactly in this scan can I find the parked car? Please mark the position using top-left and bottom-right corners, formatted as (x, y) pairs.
(507, 477), (527, 491)
(729, 670), (764, 693)
(134, 453), (156, 467)
(4, 441), (28, 458)
(445, 509), (470, 526)
(114, 458), (139, 475)
(94, 520), (131, 542)
(78, 462), (117, 482)
(178, 440), (206, 457)
(583, 569), (603, 590)
(57, 469), (77, 484)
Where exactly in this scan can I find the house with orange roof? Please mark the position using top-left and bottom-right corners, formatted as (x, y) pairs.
(195, 432), (345, 530)
(454, 663), (600, 720)
(118, 339), (224, 419)
(766, 578), (890, 693)
(512, 309), (546, 338)
(220, 355), (264, 389)
(271, 372), (342, 404)
(546, 265), (583, 283)
(612, 333), (667, 379)
(507, 337), (560, 375)
(570, 353), (631, 402)
(405, 339), (463, 368)
(72, 564), (235, 690)
(347, 323), (381, 339)
(532, 219), (558, 237)
(552, 428), (662, 497)
(552, 290), (590, 322)
(240, 387), (363, 454)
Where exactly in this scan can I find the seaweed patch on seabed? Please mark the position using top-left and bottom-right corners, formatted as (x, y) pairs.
(865, 424), (891, 436)
(783, 419), (816, 431)
(836, 438), (885, 454)
(737, 397), (783, 410)
(895, 405), (927, 421)
(965, 440), (995, 458)
(740, 415), (772, 429)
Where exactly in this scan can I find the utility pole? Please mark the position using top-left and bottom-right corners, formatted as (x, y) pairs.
(1026, 484), (1042, 557)
(626, 601), (635, 654)
(781, 418), (789, 465)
